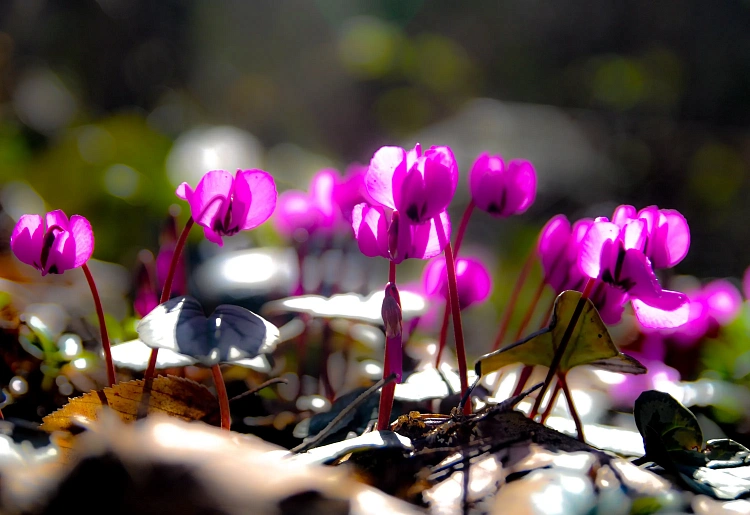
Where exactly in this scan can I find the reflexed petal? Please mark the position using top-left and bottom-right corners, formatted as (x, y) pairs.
(423, 146), (458, 205)
(398, 167), (429, 223)
(592, 285), (627, 325)
(632, 290), (690, 329)
(456, 257), (492, 308)
(409, 211), (451, 260)
(186, 170), (233, 229)
(351, 203), (389, 260)
(612, 205), (637, 228)
(703, 279), (742, 325)
(10, 214), (44, 268)
(45, 229), (76, 274)
(202, 226), (224, 246)
(654, 209), (690, 268)
(503, 159), (536, 215)
(421, 257), (446, 297)
(366, 146), (406, 210)
(578, 221), (619, 279)
(234, 169), (278, 230)
(68, 215), (94, 268)
(45, 210), (70, 231)
(175, 182), (192, 201)
(619, 248), (662, 300)
(468, 152), (492, 201)
(310, 169), (338, 227)
(622, 218), (647, 251)
(274, 191), (319, 236)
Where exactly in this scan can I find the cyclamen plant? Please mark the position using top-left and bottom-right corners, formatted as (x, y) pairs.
(143, 168), (277, 430)
(10, 210), (116, 390)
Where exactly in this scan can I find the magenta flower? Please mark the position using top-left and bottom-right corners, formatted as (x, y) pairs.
(422, 256), (492, 309)
(351, 204), (451, 264)
(612, 205), (690, 269)
(333, 163), (375, 222)
(468, 153), (536, 217)
(273, 190), (323, 239)
(669, 279), (742, 346)
(579, 217), (689, 328)
(10, 210), (94, 276)
(176, 169), (277, 246)
(366, 143), (458, 224)
(537, 214), (628, 324)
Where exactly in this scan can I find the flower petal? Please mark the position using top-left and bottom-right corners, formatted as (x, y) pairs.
(45, 210), (70, 231)
(68, 215), (94, 268)
(185, 170), (233, 229)
(408, 211), (451, 260)
(578, 221), (619, 279)
(612, 205), (637, 228)
(10, 214), (44, 269)
(468, 152), (492, 201)
(366, 146), (406, 210)
(619, 248), (662, 300)
(503, 159), (536, 215)
(656, 209), (690, 268)
(234, 169), (278, 230)
(202, 226), (224, 246)
(351, 203), (389, 260)
(632, 290), (690, 329)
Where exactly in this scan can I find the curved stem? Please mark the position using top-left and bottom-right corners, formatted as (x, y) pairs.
(453, 200), (475, 256)
(530, 278), (595, 419)
(512, 277), (546, 342)
(443, 241), (470, 414)
(491, 247), (536, 351)
(377, 262), (399, 431)
(82, 264), (116, 387)
(434, 299), (451, 368)
(211, 364), (231, 430)
(557, 372), (584, 442)
(145, 217), (194, 382)
(539, 379), (561, 423)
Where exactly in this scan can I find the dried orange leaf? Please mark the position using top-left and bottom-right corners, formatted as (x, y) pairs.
(41, 375), (218, 435)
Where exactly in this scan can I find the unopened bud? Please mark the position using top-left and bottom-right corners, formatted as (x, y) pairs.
(381, 282), (402, 339)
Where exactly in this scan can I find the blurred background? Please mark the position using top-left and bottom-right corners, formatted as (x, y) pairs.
(1, 0), (750, 438)
(0, 0), (748, 275)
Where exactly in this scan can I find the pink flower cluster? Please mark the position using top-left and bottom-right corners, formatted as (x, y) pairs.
(538, 205), (692, 329)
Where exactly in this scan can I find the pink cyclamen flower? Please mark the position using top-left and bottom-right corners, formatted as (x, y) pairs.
(612, 205), (690, 269)
(669, 279), (742, 346)
(176, 169), (277, 246)
(10, 210), (94, 276)
(469, 153), (536, 217)
(352, 204), (451, 264)
(537, 214), (626, 324)
(333, 163), (375, 222)
(366, 143), (458, 224)
(422, 256), (492, 309)
(579, 216), (689, 328)
(273, 190), (324, 239)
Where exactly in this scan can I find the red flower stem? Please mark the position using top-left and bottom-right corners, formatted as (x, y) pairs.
(377, 261), (399, 430)
(539, 379), (561, 423)
(434, 299), (451, 368)
(81, 263), (116, 387)
(491, 247), (536, 351)
(511, 364), (535, 397)
(512, 277), (546, 342)
(211, 364), (231, 430)
(530, 278), (595, 419)
(508, 278), (547, 396)
(557, 372), (585, 442)
(145, 217), (194, 382)
(443, 241), (471, 414)
(452, 200), (475, 256)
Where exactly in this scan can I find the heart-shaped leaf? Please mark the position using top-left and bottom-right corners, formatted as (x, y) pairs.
(475, 291), (639, 376)
(137, 296), (279, 366)
(634, 390), (703, 461)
